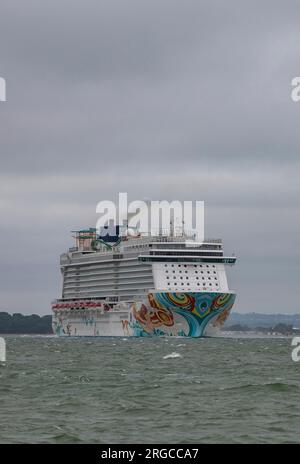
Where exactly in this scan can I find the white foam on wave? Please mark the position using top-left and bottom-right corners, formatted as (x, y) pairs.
(216, 331), (290, 339)
(163, 352), (182, 359)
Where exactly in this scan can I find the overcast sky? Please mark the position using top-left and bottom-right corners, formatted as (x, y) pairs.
(1, 0), (300, 315)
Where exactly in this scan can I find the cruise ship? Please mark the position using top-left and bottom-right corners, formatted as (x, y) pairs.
(52, 227), (236, 337)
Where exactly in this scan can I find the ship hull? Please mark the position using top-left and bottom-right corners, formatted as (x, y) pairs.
(52, 291), (236, 338)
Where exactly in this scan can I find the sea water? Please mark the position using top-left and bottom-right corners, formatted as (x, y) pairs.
(0, 335), (299, 443)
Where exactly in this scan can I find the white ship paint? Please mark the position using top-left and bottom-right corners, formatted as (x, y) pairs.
(52, 227), (236, 337)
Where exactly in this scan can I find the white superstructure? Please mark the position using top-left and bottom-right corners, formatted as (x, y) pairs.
(52, 228), (236, 337)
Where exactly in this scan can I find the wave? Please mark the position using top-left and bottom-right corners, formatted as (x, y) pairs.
(163, 352), (182, 359)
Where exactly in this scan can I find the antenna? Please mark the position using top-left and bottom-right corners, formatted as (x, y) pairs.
(170, 219), (173, 237)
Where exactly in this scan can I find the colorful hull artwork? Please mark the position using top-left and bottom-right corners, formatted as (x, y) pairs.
(129, 292), (236, 337)
(52, 292), (236, 337)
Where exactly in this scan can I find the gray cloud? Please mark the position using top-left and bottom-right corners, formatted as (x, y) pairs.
(1, 0), (300, 314)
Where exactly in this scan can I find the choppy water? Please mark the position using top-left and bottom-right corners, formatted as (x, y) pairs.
(0, 335), (299, 443)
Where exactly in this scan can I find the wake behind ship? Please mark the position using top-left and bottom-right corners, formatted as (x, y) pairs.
(52, 226), (236, 337)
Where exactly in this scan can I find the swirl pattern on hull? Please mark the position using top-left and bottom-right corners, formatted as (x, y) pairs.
(129, 292), (236, 337)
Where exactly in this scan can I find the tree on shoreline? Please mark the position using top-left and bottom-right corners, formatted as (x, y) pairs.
(0, 312), (52, 334)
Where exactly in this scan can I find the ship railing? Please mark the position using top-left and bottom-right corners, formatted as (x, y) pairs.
(66, 235), (223, 256)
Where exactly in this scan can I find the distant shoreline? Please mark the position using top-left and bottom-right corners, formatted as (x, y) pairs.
(1, 311), (300, 336)
(0, 312), (52, 335)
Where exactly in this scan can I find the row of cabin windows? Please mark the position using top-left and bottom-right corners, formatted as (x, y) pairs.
(168, 286), (219, 290)
(167, 283), (219, 289)
(166, 280), (218, 284)
(165, 270), (217, 274)
(166, 276), (218, 281)
(164, 264), (216, 268)
(166, 280), (218, 286)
